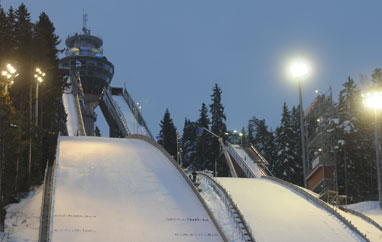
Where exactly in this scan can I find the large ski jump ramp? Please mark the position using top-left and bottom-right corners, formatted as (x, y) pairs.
(50, 136), (226, 241)
(216, 177), (365, 242)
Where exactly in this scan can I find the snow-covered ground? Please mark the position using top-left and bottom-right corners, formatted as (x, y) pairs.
(113, 96), (146, 135)
(198, 176), (244, 242)
(347, 201), (382, 227)
(216, 177), (364, 242)
(231, 145), (263, 177)
(4, 186), (43, 242)
(62, 93), (80, 136)
(51, 136), (223, 241)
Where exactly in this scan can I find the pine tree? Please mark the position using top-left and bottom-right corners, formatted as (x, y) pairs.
(289, 105), (303, 186)
(274, 103), (297, 182)
(336, 77), (376, 201)
(181, 118), (197, 168)
(157, 109), (177, 158)
(193, 103), (213, 171)
(209, 84), (228, 176)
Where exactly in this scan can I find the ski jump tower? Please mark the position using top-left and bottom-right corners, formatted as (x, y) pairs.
(59, 14), (114, 135)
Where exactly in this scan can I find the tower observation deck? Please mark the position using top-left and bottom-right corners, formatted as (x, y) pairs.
(59, 20), (114, 135)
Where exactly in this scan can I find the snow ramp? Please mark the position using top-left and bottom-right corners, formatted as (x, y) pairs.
(62, 92), (86, 136)
(49, 135), (227, 241)
(215, 177), (367, 242)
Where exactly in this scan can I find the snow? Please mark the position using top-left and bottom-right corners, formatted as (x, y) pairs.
(231, 145), (263, 177)
(4, 186), (43, 241)
(216, 177), (364, 242)
(198, 175), (244, 242)
(334, 205), (382, 242)
(113, 95), (146, 135)
(62, 93), (80, 136)
(347, 201), (382, 227)
(51, 136), (223, 241)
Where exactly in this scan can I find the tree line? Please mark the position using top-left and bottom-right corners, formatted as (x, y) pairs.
(157, 70), (382, 203)
(0, 3), (66, 229)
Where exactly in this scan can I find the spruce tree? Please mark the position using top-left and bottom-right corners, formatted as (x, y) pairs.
(157, 109), (177, 158)
(290, 105), (303, 186)
(209, 84), (228, 176)
(181, 118), (197, 168)
(193, 103), (213, 171)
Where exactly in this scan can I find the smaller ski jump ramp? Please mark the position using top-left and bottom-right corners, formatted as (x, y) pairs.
(50, 136), (226, 241)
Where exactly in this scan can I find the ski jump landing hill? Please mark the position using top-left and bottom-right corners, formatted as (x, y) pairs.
(42, 135), (227, 242)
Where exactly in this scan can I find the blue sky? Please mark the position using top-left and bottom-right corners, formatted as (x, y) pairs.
(3, 0), (382, 136)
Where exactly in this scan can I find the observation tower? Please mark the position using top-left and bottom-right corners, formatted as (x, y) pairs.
(59, 14), (114, 135)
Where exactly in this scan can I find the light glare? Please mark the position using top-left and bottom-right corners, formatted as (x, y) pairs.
(290, 59), (310, 79)
(363, 91), (382, 110)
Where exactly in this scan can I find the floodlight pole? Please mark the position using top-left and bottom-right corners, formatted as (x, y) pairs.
(374, 110), (382, 209)
(298, 79), (308, 188)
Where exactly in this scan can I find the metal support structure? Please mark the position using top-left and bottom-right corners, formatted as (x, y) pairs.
(374, 110), (382, 209)
(298, 80), (308, 188)
(35, 82), (40, 126)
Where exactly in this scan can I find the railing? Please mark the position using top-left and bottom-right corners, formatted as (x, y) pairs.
(73, 94), (86, 136)
(38, 160), (56, 242)
(122, 89), (154, 140)
(248, 145), (274, 176)
(226, 143), (256, 178)
(102, 87), (131, 137)
(198, 172), (256, 242)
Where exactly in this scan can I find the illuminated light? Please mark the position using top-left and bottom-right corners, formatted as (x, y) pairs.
(317, 118), (320, 122)
(224, 132), (229, 135)
(290, 59), (310, 79)
(239, 133), (243, 137)
(6, 74), (11, 79)
(34, 74), (38, 78)
(42, 73), (46, 76)
(315, 90), (319, 94)
(2, 71), (7, 76)
(318, 148), (322, 152)
(363, 91), (382, 110)
(37, 76), (43, 83)
(233, 129), (237, 133)
(10, 80), (14, 85)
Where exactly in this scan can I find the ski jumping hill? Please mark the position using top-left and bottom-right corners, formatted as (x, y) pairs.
(48, 135), (226, 242)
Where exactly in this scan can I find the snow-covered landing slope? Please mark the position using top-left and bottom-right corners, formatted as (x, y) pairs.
(51, 136), (225, 242)
(231, 145), (264, 177)
(216, 177), (364, 242)
(113, 95), (146, 135)
(62, 93), (85, 136)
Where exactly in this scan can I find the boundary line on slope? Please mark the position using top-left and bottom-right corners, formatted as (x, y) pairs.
(338, 206), (382, 232)
(126, 134), (229, 242)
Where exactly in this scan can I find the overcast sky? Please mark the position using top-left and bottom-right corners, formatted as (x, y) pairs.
(3, 0), (382, 136)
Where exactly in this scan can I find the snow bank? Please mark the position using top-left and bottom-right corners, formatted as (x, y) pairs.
(51, 136), (223, 241)
(4, 186), (43, 242)
(217, 177), (364, 242)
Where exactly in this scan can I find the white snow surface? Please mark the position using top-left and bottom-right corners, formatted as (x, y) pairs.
(51, 136), (223, 241)
(113, 95), (145, 135)
(4, 186), (43, 242)
(216, 177), (364, 242)
(62, 93), (80, 136)
(231, 145), (263, 177)
(347, 201), (382, 227)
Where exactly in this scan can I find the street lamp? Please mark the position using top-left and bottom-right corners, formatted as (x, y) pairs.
(290, 58), (311, 188)
(34, 68), (45, 126)
(239, 132), (244, 146)
(363, 91), (382, 209)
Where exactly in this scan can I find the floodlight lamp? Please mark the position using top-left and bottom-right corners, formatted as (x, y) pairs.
(37, 76), (43, 83)
(363, 91), (382, 110)
(233, 129), (237, 133)
(239, 133), (243, 137)
(2, 71), (7, 76)
(290, 59), (310, 79)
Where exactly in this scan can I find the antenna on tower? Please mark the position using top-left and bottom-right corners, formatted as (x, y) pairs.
(82, 9), (90, 35)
